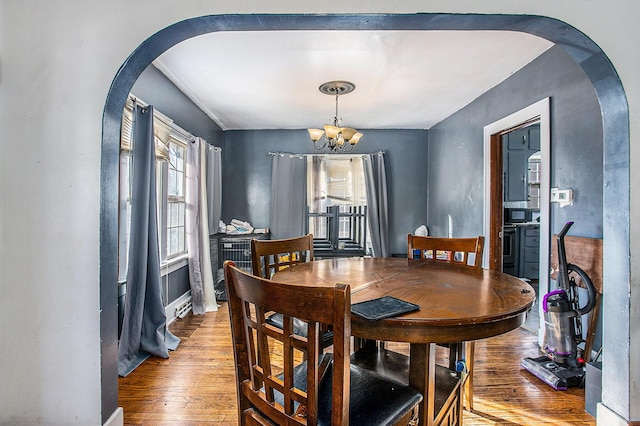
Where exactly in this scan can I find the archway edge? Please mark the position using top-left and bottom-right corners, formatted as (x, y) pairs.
(100, 12), (630, 422)
(106, 13), (616, 115)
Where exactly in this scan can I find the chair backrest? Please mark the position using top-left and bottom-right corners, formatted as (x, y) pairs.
(224, 260), (351, 425)
(251, 234), (314, 279)
(407, 234), (485, 268)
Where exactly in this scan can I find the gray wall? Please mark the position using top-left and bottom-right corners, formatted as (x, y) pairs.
(124, 65), (224, 310)
(222, 129), (429, 255)
(428, 45), (604, 350)
(124, 65), (430, 289)
(428, 45), (603, 239)
(132, 64), (224, 145)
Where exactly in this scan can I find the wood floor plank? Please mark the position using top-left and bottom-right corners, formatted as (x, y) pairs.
(119, 303), (596, 425)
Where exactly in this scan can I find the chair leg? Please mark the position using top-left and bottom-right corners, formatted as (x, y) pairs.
(465, 341), (475, 411)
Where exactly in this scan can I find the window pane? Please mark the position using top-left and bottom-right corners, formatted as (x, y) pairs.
(175, 171), (184, 197)
(168, 142), (185, 198)
(167, 203), (176, 227)
(162, 140), (187, 259)
(168, 168), (177, 196)
(173, 144), (184, 167)
(118, 154), (132, 281)
(178, 227), (185, 253)
(177, 202), (185, 226)
(169, 228), (178, 255)
(172, 144), (185, 171)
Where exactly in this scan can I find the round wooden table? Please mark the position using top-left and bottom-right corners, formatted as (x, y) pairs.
(273, 257), (535, 426)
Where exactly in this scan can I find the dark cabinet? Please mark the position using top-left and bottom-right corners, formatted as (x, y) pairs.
(502, 226), (519, 276)
(502, 224), (540, 280)
(506, 150), (528, 202)
(503, 124), (541, 203)
(528, 125), (540, 151)
(519, 225), (540, 280)
(507, 127), (529, 150)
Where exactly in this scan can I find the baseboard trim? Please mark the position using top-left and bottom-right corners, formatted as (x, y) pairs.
(104, 407), (123, 426)
(165, 291), (192, 326)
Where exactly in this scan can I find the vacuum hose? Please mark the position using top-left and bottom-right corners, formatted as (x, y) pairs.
(566, 263), (596, 316)
(557, 221), (597, 317)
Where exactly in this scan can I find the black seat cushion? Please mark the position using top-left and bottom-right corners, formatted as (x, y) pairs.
(272, 353), (422, 425)
(266, 313), (334, 347)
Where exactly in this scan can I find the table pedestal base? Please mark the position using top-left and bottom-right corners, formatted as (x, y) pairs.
(351, 344), (462, 426)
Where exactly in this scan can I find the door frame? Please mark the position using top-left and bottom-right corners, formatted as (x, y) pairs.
(483, 97), (550, 340)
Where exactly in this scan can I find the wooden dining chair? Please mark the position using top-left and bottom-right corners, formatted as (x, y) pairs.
(353, 235), (484, 415)
(251, 235), (333, 353)
(251, 234), (314, 279)
(407, 234), (484, 268)
(224, 261), (422, 426)
(410, 234), (485, 411)
(407, 234), (484, 410)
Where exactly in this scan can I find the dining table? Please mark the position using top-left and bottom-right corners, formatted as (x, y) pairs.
(272, 256), (536, 426)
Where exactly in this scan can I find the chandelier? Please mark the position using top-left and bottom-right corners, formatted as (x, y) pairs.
(308, 81), (363, 153)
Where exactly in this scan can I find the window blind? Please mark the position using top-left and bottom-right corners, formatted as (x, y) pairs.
(120, 96), (187, 161)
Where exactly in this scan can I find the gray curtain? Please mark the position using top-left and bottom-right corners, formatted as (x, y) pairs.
(118, 105), (180, 377)
(363, 152), (389, 257)
(186, 138), (217, 315)
(269, 153), (307, 239)
(205, 144), (222, 234)
(310, 156), (323, 233)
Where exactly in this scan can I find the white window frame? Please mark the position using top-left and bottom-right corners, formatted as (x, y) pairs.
(117, 99), (189, 282)
(306, 155), (371, 255)
(162, 138), (188, 262)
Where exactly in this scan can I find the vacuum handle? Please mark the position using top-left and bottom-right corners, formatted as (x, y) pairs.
(557, 221), (574, 290)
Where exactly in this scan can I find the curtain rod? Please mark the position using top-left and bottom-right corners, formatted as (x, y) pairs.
(268, 151), (385, 157)
(128, 94), (196, 143)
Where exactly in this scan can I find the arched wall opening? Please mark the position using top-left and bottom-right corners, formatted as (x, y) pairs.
(100, 13), (629, 422)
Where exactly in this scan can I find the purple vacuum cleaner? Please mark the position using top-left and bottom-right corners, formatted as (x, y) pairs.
(521, 221), (597, 390)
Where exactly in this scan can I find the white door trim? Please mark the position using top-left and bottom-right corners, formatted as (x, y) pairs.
(483, 97), (550, 345)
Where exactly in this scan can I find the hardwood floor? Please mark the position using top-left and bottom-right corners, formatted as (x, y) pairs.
(118, 303), (596, 425)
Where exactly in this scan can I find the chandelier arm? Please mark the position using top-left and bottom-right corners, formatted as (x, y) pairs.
(313, 137), (328, 150)
(341, 143), (354, 153)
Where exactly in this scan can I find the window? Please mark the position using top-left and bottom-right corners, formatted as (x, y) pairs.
(165, 141), (186, 258)
(306, 155), (370, 256)
(118, 154), (133, 282)
(117, 98), (188, 281)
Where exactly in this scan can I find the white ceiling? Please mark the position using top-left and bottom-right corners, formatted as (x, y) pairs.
(153, 30), (553, 131)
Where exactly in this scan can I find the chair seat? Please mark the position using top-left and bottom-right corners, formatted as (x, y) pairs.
(274, 353), (422, 426)
(350, 346), (462, 423)
(266, 312), (334, 347)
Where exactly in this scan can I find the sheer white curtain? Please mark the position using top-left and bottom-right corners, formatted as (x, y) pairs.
(186, 137), (217, 314)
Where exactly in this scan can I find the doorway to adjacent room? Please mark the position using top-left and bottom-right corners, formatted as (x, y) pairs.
(483, 98), (550, 342)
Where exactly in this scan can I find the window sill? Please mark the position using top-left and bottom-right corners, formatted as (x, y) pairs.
(117, 253), (189, 284)
(161, 253), (189, 276)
